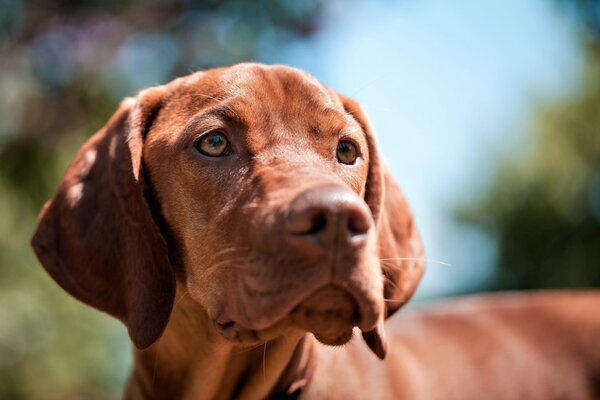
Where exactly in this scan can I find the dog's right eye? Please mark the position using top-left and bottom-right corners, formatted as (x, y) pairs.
(336, 140), (358, 165)
(195, 131), (232, 157)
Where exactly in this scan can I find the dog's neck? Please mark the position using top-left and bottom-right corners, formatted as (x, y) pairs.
(126, 292), (315, 400)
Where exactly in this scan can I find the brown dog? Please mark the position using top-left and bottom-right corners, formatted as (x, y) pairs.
(32, 63), (600, 399)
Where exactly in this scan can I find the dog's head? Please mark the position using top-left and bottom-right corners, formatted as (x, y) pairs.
(31, 64), (424, 359)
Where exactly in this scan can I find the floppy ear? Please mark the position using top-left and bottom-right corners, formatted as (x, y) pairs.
(31, 87), (175, 349)
(339, 95), (425, 358)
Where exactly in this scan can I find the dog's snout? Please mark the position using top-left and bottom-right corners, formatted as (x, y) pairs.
(286, 187), (372, 248)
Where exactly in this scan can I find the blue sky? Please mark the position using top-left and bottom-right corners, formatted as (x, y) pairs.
(264, 0), (584, 297)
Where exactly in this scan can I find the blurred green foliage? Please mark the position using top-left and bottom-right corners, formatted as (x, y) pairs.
(0, 0), (327, 398)
(457, 42), (600, 291)
(1, 0), (600, 398)
(456, 0), (600, 292)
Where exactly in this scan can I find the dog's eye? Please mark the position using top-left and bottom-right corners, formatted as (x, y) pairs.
(195, 131), (232, 157)
(336, 140), (358, 165)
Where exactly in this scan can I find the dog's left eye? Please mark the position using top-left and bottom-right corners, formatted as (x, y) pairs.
(195, 131), (232, 157)
(336, 140), (358, 165)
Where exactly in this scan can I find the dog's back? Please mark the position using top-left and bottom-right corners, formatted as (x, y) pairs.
(305, 291), (600, 400)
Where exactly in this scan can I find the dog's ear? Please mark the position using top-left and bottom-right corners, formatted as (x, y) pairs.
(340, 95), (424, 316)
(339, 95), (425, 358)
(31, 86), (175, 349)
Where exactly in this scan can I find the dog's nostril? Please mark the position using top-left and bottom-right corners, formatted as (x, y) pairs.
(217, 320), (235, 330)
(347, 208), (371, 236)
(287, 208), (328, 235)
(306, 212), (327, 235)
(286, 187), (373, 248)
(351, 306), (361, 325)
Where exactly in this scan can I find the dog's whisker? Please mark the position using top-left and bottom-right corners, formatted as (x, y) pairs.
(383, 298), (410, 304)
(151, 344), (160, 390)
(202, 262), (247, 281)
(214, 247), (248, 260)
(216, 246), (244, 255)
(383, 275), (402, 293)
(262, 341), (268, 387)
(380, 260), (414, 271)
(206, 257), (248, 273)
(172, 291), (189, 309)
(382, 275), (412, 303)
(243, 202), (262, 210)
(380, 257), (452, 267)
(232, 342), (267, 355)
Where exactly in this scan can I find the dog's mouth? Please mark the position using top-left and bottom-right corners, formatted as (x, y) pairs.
(213, 285), (364, 346)
(289, 286), (359, 345)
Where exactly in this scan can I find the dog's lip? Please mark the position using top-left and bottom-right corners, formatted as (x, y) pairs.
(233, 268), (383, 333)
(212, 314), (294, 344)
(212, 284), (381, 344)
(334, 281), (382, 332)
(288, 285), (360, 345)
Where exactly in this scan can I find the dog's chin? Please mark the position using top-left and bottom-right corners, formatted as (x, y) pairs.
(289, 285), (359, 346)
(213, 285), (363, 347)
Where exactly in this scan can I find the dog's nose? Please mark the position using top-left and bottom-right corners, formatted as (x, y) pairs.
(286, 186), (372, 248)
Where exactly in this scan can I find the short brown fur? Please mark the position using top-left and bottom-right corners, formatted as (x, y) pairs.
(32, 63), (600, 399)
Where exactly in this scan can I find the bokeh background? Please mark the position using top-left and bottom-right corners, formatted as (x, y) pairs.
(1, 0), (599, 398)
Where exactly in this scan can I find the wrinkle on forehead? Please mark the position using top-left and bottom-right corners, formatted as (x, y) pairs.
(161, 64), (360, 159)
(252, 143), (329, 166)
(215, 64), (337, 111)
(166, 63), (338, 115)
(182, 64), (344, 128)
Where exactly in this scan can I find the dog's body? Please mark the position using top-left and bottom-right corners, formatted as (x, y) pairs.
(127, 290), (600, 400)
(31, 63), (600, 399)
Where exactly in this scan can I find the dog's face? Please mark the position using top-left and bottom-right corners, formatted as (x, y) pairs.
(145, 65), (379, 346)
(31, 63), (424, 359)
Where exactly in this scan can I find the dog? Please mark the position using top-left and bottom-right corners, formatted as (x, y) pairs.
(32, 63), (600, 399)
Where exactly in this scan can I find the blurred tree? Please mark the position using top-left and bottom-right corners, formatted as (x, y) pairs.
(3, 0), (598, 398)
(0, 1), (330, 398)
(457, 0), (600, 291)
(558, 0), (600, 40)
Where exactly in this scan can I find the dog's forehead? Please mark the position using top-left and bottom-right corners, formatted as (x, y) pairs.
(155, 64), (359, 151)
(216, 63), (335, 105)
(176, 64), (342, 120)
(149, 63), (364, 161)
